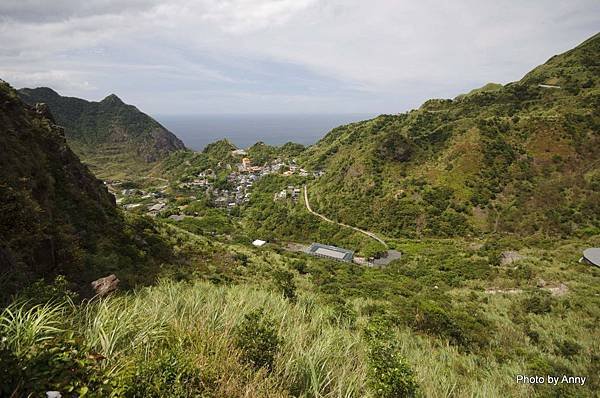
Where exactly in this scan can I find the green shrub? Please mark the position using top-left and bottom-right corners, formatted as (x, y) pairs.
(291, 259), (308, 274)
(234, 309), (280, 372)
(0, 304), (108, 397)
(15, 275), (78, 308)
(523, 323), (540, 344)
(413, 300), (464, 345)
(325, 296), (357, 327)
(409, 299), (492, 349)
(364, 320), (418, 398)
(234, 252), (249, 266)
(522, 292), (553, 315)
(555, 339), (582, 359)
(273, 269), (297, 303)
(126, 350), (203, 397)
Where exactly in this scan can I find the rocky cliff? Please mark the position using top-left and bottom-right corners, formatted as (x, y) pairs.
(1, 80), (172, 300)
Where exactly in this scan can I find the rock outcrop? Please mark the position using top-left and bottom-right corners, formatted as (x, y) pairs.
(499, 251), (524, 266)
(91, 274), (120, 297)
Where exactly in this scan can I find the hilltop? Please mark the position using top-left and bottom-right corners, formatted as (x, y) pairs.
(17, 87), (186, 178)
(299, 33), (600, 239)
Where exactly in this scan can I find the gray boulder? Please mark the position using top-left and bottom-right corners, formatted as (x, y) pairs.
(91, 274), (119, 297)
(499, 251), (524, 266)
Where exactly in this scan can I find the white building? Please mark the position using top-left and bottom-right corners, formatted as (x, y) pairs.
(252, 239), (267, 247)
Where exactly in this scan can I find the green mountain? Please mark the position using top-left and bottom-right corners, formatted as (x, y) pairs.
(0, 80), (172, 300)
(300, 33), (600, 239)
(17, 87), (186, 178)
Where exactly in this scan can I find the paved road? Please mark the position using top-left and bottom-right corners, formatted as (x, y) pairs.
(303, 185), (388, 248)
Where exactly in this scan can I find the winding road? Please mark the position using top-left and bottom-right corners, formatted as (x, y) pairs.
(303, 185), (388, 248)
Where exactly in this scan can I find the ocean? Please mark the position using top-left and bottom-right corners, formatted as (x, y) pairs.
(154, 114), (375, 151)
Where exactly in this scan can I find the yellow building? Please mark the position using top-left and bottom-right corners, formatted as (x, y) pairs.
(242, 157), (251, 169)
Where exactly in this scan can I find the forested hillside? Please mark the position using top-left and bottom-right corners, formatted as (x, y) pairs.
(18, 87), (186, 178)
(0, 81), (173, 300)
(301, 33), (600, 238)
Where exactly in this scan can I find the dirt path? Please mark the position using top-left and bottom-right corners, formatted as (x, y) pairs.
(303, 185), (388, 248)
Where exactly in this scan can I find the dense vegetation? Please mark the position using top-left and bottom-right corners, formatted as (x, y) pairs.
(0, 81), (177, 301)
(2, 230), (598, 397)
(242, 174), (387, 257)
(18, 87), (186, 179)
(0, 280), (367, 397)
(154, 139), (237, 181)
(247, 141), (306, 165)
(300, 33), (600, 239)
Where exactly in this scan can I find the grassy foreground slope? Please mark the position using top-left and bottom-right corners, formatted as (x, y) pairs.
(2, 231), (599, 398)
(0, 280), (367, 397)
(301, 33), (600, 238)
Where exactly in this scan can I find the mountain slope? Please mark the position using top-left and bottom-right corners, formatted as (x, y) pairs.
(300, 33), (600, 238)
(17, 87), (186, 178)
(0, 80), (172, 300)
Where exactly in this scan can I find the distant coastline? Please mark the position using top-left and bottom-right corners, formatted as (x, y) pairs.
(155, 113), (375, 151)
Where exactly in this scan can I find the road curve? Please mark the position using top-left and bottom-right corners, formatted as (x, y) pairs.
(303, 185), (388, 248)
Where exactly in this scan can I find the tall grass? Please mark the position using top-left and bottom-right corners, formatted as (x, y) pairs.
(6, 268), (594, 397)
(0, 302), (66, 357)
(2, 280), (368, 397)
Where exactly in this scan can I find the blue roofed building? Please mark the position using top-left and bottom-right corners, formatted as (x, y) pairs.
(306, 243), (354, 262)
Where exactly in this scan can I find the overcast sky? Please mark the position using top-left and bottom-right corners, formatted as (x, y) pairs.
(1, 0), (598, 115)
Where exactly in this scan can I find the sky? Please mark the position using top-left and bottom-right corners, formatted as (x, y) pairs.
(0, 0), (598, 115)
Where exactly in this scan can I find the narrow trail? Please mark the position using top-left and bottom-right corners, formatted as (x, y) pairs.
(303, 185), (388, 248)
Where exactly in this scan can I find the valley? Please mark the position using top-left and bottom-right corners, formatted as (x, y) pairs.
(1, 32), (599, 398)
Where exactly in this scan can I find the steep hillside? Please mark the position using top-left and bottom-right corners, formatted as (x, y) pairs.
(18, 87), (186, 178)
(301, 33), (600, 238)
(0, 80), (172, 300)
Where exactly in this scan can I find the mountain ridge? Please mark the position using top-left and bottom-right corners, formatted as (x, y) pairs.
(298, 32), (600, 238)
(1, 80), (116, 296)
(17, 86), (187, 178)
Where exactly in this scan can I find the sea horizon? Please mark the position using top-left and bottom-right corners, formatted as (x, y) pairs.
(154, 113), (377, 151)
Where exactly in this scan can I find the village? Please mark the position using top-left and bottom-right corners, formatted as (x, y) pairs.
(106, 148), (323, 219)
(194, 153), (319, 210)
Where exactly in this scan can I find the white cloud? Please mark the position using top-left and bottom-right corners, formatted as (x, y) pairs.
(198, 0), (319, 33)
(0, 69), (96, 91)
(0, 0), (161, 22)
(0, 0), (598, 113)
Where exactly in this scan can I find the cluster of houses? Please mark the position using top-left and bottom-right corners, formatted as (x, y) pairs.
(173, 155), (316, 210)
(274, 185), (302, 202)
(122, 192), (168, 217)
(239, 157), (287, 175)
(234, 150), (323, 178)
(105, 180), (172, 217)
(108, 150), (326, 215)
(211, 154), (321, 209)
(178, 169), (215, 190)
(212, 185), (252, 209)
